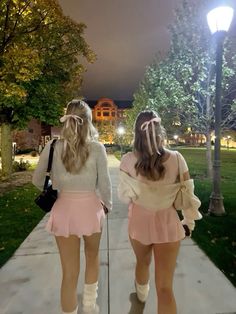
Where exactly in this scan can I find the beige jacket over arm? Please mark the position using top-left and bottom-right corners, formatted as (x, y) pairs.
(118, 151), (202, 230)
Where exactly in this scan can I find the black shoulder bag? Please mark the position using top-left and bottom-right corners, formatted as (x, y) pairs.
(34, 139), (57, 212)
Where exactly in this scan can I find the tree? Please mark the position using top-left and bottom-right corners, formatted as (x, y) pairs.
(96, 121), (116, 144)
(129, 56), (198, 146)
(130, 0), (236, 177)
(168, 0), (236, 176)
(0, 0), (95, 179)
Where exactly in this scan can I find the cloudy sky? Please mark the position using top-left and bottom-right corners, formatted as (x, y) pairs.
(58, 0), (236, 101)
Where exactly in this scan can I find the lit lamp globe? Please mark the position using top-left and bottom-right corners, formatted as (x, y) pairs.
(207, 6), (234, 34)
(117, 126), (125, 136)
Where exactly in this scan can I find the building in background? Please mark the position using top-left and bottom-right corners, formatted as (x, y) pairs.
(88, 98), (130, 123)
(12, 98), (132, 150)
(87, 98), (131, 144)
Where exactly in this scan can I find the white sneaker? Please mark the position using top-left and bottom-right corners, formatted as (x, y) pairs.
(135, 280), (150, 303)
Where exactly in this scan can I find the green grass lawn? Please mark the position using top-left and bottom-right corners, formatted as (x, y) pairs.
(0, 183), (45, 267)
(178, 148), (236, 287)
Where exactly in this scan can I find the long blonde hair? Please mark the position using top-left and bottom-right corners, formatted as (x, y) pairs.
(60, 99), (97, 174)
(134, 110), (167, 181)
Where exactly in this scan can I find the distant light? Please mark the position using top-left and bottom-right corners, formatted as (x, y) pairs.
(173, 135), (178, 140)
(207, 6), (234, 34)
(227, 135), (231, 139)
(117, 126), (125, 135)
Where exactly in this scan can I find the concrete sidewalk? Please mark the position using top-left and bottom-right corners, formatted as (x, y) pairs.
(0, 155), (235, 314)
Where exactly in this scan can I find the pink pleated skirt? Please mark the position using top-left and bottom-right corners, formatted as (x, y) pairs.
(128, 203), (185, 245)
(46, 191), (105, 238)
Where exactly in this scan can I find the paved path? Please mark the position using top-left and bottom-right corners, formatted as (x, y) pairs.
(0, 155), (236, 314)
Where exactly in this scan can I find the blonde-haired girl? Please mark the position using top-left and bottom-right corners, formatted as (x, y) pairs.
(33, 100), (112, 314)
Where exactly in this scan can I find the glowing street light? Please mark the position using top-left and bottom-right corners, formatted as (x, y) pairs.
(207, 5), (234, 216)
(173, 134), (179, 145)
(117, 125), (125, 136)
(207, 6), (234, 34)
(117, 125), (125, 155)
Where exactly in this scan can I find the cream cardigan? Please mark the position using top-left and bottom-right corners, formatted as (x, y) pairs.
(118, 170), (202, 230)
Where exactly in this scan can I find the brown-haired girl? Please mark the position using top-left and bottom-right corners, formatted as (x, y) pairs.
(118, 110), (201, 314)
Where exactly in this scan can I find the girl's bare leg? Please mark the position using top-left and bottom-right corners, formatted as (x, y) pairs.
(153, 241), (180, 314)
(56, 235), (80, 313)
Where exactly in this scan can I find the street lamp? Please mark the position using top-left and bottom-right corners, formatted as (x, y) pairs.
(117, 125), (125, 155)
(173, 134), (179, 145)
(207, 5), (234, 216)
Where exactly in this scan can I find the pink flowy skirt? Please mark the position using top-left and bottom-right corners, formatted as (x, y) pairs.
(46, 191), (105, 238)
(128, 203), (185, 245)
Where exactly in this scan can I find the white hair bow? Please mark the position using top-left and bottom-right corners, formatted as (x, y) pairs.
(140, 117), (161, 155)
(60, 114), (83, 132)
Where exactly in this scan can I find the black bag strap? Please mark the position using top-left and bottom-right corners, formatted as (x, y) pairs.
(43, 139), (57, 190)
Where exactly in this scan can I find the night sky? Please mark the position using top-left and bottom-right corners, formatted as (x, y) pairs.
(58, 0), (236, 101)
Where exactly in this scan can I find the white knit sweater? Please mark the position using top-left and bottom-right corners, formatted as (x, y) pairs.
(32, 139), (112, 210)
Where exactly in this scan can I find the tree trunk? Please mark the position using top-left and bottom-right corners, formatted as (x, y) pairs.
(1, 123), (12, 180)
(206, 131), (213, 179)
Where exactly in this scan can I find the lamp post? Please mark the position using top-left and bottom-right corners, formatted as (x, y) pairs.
(117, 125), (125, 156)
(207, 5), (234, 216)
(226, 135), (231, 149)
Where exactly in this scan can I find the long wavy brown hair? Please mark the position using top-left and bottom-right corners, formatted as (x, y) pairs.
(60, 99), (97, 174)
(134, 110), (167, 181)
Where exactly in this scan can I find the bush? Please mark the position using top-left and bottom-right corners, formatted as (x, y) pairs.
(12, 159), (31, 172)
(30, 150), (38, 157)
(104, 144), (120, 154)
(123, 145), (132, 153)
(15, 148), (33, 155)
